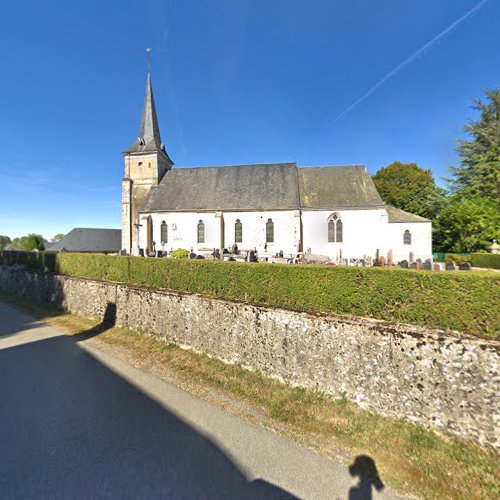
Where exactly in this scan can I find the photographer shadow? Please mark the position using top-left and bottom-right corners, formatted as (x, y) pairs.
(348, 455), (384, 500)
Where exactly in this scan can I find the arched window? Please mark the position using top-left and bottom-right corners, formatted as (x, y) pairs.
(336, 219), (343, 243)
(327, 214), (343, 242)
(328, 220), (335, 242)
(160, 221), (168, 244)
(266, 219), (274, 243)
(197, 220), (205, 244)
(235, 219), (243, 243)
(404, 230), (411, 245)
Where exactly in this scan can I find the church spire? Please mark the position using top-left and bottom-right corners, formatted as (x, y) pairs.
(125, 69), (172, 163)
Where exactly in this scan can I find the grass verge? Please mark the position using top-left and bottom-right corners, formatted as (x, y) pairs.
(0, 290), (498, 499)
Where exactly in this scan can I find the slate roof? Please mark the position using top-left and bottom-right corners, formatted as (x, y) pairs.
(48, 228), (121, 253)
(386, 206), (430, 223)
(141, 163), (385, 212)
(124, 73), (173, 163)
(142, 163), (301, 212)
(298, 165), (383, 209)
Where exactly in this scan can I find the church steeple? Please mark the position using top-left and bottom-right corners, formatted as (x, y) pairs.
(125, 72), (173, 164)
(121, 62), (173, 254)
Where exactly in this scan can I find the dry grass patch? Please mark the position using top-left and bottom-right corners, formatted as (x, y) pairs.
(1, 291), (498, 499)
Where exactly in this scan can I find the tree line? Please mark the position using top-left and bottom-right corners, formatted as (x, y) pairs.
(0, 234), (64, 252)
(372, 88), (499, 253)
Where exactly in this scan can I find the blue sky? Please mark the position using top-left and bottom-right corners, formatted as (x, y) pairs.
(0, 0), (498, 239)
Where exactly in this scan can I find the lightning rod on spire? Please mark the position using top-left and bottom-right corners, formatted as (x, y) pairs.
(146, 48), (152, 72)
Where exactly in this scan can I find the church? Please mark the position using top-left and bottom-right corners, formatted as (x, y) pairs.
(121, 72), (432, 263)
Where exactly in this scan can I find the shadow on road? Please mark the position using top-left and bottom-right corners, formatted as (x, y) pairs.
(73, 302), (117, 342)
(0, 300), (298, 499)
(348, 455), (385, 500)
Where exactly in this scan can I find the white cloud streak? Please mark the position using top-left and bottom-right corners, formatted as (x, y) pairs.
(330, 0), (489, 124)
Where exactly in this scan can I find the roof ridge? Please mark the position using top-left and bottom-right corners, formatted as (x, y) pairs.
(169, 162), (297, 170)
(298, 164), (365, 169)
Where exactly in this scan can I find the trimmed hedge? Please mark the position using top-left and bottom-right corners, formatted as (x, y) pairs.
(470, 253), (500, 270)
(0, 251), (498, 338)
(445, 253), (471, 265)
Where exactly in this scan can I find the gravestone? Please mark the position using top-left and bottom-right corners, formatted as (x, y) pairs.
(421, 260), (432, 271)
(387, 249), (393, 265)
(379, 256), (385, 267)
(409, 252), (414, 263)
(445, 261), (456, 271)
(400, 260), (409, 269)
(410, 262), (418, 269)
(459, 262), (472, 271)
(433, 263), (441, 271)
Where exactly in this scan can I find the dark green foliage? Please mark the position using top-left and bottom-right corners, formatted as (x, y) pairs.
(436, 88), (500, 253)
(434, 194), (499, 253)
(0, 235), (11, 250)
(5, 234), (46, 251)
(451, 88), (500, 200)
(1, 252), (498, 337)
(372, 161), (444, 219)
(470, 253), (500, 270)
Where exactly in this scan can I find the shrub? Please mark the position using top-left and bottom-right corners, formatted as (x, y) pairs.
(0, 251), (498, 337)
(470, 253), (500, 270)
(170, 248), (189, 259)
(445, 253), (470, 265)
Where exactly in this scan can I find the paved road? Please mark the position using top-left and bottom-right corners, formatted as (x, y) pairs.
(0, 300), (403, 499)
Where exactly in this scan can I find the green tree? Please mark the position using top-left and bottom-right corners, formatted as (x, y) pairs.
(372, 161), (444, 219)
(438, 88), (500, 252)
(12, 234), (46, 251)
(434, 195), (500, 253)
(51, 233), (65, 242)
(451, 88), (500, 200)
(0, 235), (11, 250)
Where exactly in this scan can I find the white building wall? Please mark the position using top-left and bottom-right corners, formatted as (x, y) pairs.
(139, 210), (300, 256)
(301, 208), (388, 260)
(221, 210), (299, 255)
(301, 209), (432, 262)
(138, 208), (432, 262)
(387, 222), (432, 263)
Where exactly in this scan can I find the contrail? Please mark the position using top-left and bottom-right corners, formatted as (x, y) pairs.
(331, 0), (489, 124)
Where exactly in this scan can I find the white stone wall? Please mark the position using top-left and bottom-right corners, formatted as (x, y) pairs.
(387, 221), (433, 263)
(138, 208), (432, 262)
(302, 209), (432, 262)
(302, 209), (386, 260)
(139, 210), (300, 256)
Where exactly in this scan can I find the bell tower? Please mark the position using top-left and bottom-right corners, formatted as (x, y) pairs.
(122, 69), (173, 254)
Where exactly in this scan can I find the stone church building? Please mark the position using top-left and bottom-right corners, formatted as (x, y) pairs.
(122, 72), (432, 263)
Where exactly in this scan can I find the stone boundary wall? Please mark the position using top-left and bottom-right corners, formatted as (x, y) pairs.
(1, 266), (498, 449)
